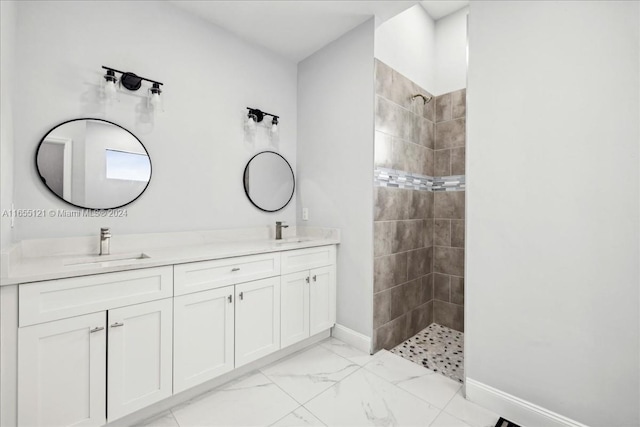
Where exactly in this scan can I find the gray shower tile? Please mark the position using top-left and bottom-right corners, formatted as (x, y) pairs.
(374, 221), (396, 257)
(408, 301), (433, 336)
(373, 289), (392, 328)
(451, 276), (464, 305)
(451, 220), (465, 248)
(424, 219), (434, 247)
(436, 93), (452, 122)
(374, 131), (393, 169)
(393, 220), (424, 253)
(451, 147), (465, 175)
(375, 187), (410, 221)
(435, 118), (465, 149)
(423, 96), (436, 122)
(376, 96), (415, 142)
(434, 149), (451, 177)
(416, 116), (435, 149)
(392, 140), (426, 176)
(433, 247), (465, 277)
(373, 313), (409, 351)
(374, 252), (408, 293)
(434, 191), (465, 219)
(390, 279), (422, 320)
(434, 219), (451, 247)
(426, 246), (433, 274)
(407, 248), (428, 280)
(426, 192), (434, 219)
(375, 60), (394, 100)
(420, 273), (434, 303)
(452, 89), (466, 119)
(410, 191), (430, 220)
(434, 273), (451, 302)
(433, 300), (464, 332)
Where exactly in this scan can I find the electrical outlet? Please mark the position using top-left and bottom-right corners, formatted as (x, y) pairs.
(302, 208), (309, 221)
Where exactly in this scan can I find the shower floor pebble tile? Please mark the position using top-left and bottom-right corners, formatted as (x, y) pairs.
(390, 323), (464, 383)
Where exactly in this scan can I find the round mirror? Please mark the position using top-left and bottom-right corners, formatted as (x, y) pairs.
(36, 118), (151, 210)
(243, 151), (295, 212)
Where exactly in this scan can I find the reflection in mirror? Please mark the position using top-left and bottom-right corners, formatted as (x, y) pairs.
(243, 151), (294, 212)
(36, 119), (151, 210)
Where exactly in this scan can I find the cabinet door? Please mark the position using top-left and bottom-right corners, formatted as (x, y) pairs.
(108, 298), (173, 421)
(174, 286), (235, 393)
(280, 271), (310, 347)
(18, 312), (106, 427)
(235, 277), (281, 367)
(309, 265), (336, 335)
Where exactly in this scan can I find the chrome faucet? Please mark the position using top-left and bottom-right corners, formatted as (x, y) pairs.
(275, 221), (288, 240)
(99, 227), (111, 255)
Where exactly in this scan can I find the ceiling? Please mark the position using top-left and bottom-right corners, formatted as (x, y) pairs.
(420, 1), (469, 20)
(170, 1), (470, 63)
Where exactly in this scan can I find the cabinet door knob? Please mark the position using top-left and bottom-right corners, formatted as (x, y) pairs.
(239, 292), (244, 301)
(231, 267), (240, 272)
(228, 295), (233, 303)
(305, 276), (309, 283)
(313, 275), (317, 282)
(110, 322), (124, 328)
(90, 326), (104, 333)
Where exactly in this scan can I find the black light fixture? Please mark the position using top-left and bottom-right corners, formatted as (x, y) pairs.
(246, 107), (279, 134)
(102, 66), (164, 110)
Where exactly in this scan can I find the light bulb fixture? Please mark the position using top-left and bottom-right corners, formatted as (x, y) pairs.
(245, 107), (280, 132)
(148, 82), (163, 112)
(101, 66), (164, 108)
(103, 69), (118, 102)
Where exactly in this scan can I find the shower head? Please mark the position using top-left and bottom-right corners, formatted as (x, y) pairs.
(412, 93), (433, 105)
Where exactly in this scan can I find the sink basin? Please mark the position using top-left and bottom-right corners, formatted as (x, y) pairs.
(65, 253), (151, 267)
(274, 237), (313, 244)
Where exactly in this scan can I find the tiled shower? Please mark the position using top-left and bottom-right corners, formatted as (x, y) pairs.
(373, 59), (466, 353)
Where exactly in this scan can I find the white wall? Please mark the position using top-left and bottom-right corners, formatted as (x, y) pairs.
(466, 2), (639, 426)
(11, 1), (297, 240)
(434, 7), (468, 95)
(375, 5), (436, 93)
(297, 19), (375, 338)
(0, 1), (17, 249)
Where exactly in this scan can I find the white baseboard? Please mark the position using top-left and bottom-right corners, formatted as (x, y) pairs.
(331, 324), (371, 354)
(466, 378), (589, 427)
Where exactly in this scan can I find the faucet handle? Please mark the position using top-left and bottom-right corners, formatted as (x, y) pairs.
(276, 221), (288, 228)
(100, 227), (111, 237)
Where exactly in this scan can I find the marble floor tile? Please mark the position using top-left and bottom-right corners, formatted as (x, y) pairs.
(429, 411), (472, 427)
(261, 345), (360, 404)
(320, 337), (374, 366)
(136, 411), (179, 427)
(305, 368), (441, 426)
(443, 391), (500, 427)
(364, 349), (435, 384)
(271, 407), (325, 427)
(396, 372), (461, 409)
(171, 372), (298, 427)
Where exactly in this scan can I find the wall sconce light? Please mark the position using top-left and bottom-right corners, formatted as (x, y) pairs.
(246, 107), (279, 135)
(102, 66), (164, 111)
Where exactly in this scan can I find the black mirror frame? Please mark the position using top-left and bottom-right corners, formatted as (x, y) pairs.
(35, 118), (153, 211)
(243, 151), (295, 213)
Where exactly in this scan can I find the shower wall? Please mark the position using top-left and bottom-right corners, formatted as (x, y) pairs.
(372, 60), (435, 351)
(372, 59), (466, 351)
(433, 90), (466, 332)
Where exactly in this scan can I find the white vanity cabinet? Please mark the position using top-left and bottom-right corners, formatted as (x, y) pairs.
(280, 247), (336, 347)
(17, 267), (174, 426)
(173, 286), (235, 393)
(17, 312), (107, 427)
(10, 243), (337, 427)
(107, 299), (173, 420)
(234, 277), (281, 367)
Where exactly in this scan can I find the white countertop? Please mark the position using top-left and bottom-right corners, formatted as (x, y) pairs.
(0, 227), (340, 286)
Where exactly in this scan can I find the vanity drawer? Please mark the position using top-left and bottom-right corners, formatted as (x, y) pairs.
(19, 266), (173, 327)
(281, 245), (336, 275)
(174, 253), (281, 296)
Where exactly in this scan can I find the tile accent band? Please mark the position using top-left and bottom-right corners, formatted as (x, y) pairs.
(374, 167), (465, 192)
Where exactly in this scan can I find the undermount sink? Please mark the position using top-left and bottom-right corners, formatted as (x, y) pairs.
(64, 253), (151, 267)
(274, 237), (313, 244)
